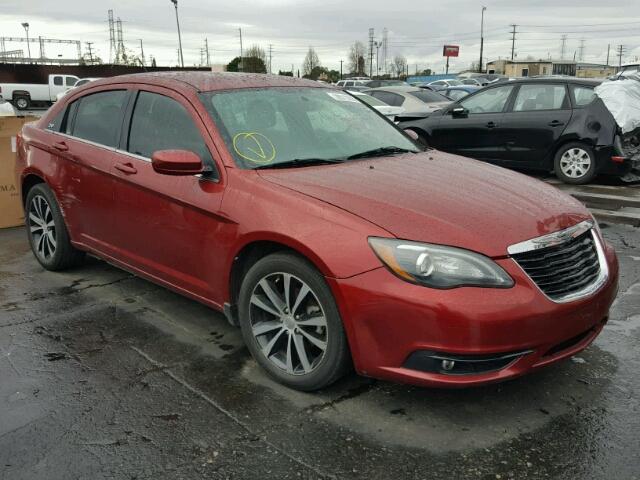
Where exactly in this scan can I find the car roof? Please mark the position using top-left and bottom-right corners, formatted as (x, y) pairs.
(365, 85), (421, 93)
(505, 77), (601, 86)
(88, 71), (325, 93)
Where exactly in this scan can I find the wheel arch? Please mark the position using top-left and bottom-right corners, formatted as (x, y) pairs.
(21, 173), (46, 206)
(11, 90), (31, 100)
(226, 234), (334, 311)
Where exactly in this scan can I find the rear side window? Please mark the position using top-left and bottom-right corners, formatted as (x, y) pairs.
(370, 91), (404, 107)
(127, 91), (213, 165)
(70, 90), (128, 147)
(513, 84), (567, 111)
(572, 86), (596, 106)
(53, 76), (63, 86)
(410, 90), (449, 103)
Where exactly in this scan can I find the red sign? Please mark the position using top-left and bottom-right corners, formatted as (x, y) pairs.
(443, 45), (460, 57)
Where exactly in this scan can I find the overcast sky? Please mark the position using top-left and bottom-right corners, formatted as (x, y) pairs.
(1, 0), (639, 74)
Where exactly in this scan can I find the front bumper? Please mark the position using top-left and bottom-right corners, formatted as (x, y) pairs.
(328, 241), (619, 388)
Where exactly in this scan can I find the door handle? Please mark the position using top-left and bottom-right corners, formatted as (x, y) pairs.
(548, 120), (565, 127)
(486, 121), (498, 129)
(52, 141), (68, 152)
(114, 162), (138, 174)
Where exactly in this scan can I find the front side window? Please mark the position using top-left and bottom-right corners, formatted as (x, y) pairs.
(127, 91), (213, 165)
(66, 77), (77, 86)
(71, 90), (127, 147)
(460, 85), (514, 114)
(572, 86), (596, 106)
(371, 91), (404, 107)
(201, 87), (418, 169)
(513, 84), (567, 111)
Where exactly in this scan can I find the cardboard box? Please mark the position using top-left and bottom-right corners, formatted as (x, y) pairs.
(0, 116), (39, 229)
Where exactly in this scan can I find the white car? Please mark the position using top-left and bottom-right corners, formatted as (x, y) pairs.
(364, 86), (452, 116)
(427, 79), (464, 90)
(349, 91), (405, 119)
(55, 77), (102, 102)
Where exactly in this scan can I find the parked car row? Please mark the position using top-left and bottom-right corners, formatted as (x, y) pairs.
(397, 78), (636, 184)
(17, 72), (619, 392)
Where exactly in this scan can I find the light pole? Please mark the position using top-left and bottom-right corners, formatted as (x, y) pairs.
(170, 0), (184, 68)
(21, 22), (31, 60)
(479, 6), (486, 73)
(374, 41), (381, 77)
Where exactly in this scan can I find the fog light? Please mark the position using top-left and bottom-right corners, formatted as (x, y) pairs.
(441, 359), (455, 371)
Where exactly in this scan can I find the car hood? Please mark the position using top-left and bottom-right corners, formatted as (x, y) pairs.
(257, 151), (590, 258)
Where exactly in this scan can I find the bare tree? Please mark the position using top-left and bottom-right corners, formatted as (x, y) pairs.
(303, 47), (320, 76)
(392, 54), (408, 78)
(242, 44), (267, 73)
(246, 44), (266, 63)
(347, 41), (366, 75)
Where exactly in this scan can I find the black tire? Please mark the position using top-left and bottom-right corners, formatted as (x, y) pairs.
(25, 183), (85, 271)
(238, 252), (351, 391)
(14, 95), (30, 111)
(554, 142), (597, 185)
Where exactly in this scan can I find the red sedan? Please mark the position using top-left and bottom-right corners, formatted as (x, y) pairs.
(16, 72), (619, 391)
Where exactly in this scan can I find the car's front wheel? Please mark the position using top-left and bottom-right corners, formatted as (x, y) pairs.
(25, 183), (85, 271)
(238, 252), (351, 391)
(554, 142), (597, 185)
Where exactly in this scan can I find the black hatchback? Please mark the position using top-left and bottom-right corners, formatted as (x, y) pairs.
(398, 78), (634, 184)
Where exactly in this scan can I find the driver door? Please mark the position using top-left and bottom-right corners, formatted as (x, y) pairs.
(431, 85), (515, 161)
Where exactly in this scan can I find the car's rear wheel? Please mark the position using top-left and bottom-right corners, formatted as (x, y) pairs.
(25, 183), (85, 271)
(238, 252), (351, 391)
(554, 142), (597, 185)
(14, 96), (30, 110)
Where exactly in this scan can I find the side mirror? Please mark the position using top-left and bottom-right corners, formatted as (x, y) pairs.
(151, 150), (204, 176)
(451, 106), (468, 118)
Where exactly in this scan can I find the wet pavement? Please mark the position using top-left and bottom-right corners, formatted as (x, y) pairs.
(1, 224), (639, 480)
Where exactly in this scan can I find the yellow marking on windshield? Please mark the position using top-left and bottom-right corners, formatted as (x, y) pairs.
(232, 132), (276, 164)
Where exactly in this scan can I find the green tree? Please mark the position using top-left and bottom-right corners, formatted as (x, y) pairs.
(227, 56), (267, 73)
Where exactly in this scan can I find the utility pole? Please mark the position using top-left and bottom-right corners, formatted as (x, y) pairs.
(86, 42), (94, 63)
(510, 24), (517, 61)
(560, 35), (567, 60)
(139, 39), (145, 66)
(21, 23), (30, 60)
(606, 44), (610, 66)
(375, 41), (381, 77)
(170, 0), (184, 67)
(382, 27), (388, 75)
(268, 44), (273, 74)
(340, 60), (343, 80)
(617, 45), (625, 68)
(479, 6), (486, 73)
(238, 28), (244, 72)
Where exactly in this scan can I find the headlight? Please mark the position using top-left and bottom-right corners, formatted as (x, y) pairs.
(368, 237), (514, 289)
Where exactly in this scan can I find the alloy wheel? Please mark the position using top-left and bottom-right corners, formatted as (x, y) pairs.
(559, 148), (591, 179)
(249, 272), (328, 375)
(16, 98), (29, 109)
(28, 195), (57, 261)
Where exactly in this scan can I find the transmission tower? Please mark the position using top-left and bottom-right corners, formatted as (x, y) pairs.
(368, 28), (375, 77)
(116, 17), (125, 64)
(560, 35), (567, 60)
(108, 10), (116, 64)
(382, 28), (388, 75)
(578, 39), (585, 62)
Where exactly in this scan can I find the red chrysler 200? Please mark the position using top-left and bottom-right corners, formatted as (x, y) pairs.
(16, 73), (619, 391)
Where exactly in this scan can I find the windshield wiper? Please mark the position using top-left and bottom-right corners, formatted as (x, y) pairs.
(253, 158), (345, 170)
(346, 146), (418, 160)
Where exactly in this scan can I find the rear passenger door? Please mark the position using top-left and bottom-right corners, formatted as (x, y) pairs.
(501, 83), (572, 166)
(110, 87), (226, 301)
(54, 88), (130, 250)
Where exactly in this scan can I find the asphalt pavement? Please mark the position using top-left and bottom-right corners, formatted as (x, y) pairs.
(1, 222), (639, 480)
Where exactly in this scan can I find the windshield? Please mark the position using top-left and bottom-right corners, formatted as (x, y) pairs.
(447, 80), (463, 86)
(201, 87), (418, 169)
(409, 90), (450, 103)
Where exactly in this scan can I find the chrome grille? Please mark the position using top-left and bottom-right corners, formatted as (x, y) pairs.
(509, 225), (605, 302)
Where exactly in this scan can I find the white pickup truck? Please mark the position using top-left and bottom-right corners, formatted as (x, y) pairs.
(0, 74), (79, 110)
